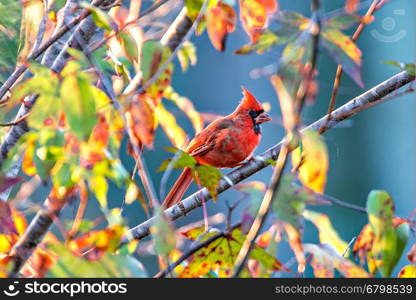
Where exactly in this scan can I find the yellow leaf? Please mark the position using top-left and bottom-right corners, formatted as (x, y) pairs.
(398, 265), (416, 278)
(155, 103), (188, 149)
(18, 0), (45, 63)
(292, 130), (328, 193)
(271, 75), (296, 132)
(303, 210), (348, 255)
(164, 86), (203, 134)
(22, 140), (37, 176)
(90, 175), (108, 208)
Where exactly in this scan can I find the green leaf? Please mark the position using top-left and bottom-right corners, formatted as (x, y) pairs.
(177, 41), (197, 71)
(141, 41), (171, 81)
(60, 62), (97, 141)
(322, 28), (363, 87)
(324, 14), (360, 30)
(52, 162), (75, 188)
(272, 175), (312, 229)
(366, 190), (399, 277)
(383, 61), (416, 76)
(151, 208), (176, 255)
(140, 41), (173, 100)
(184, 0), (205, 20)
(194, 164), (222, 200)
(48, 245), (147, 277)
(275, 10), (310, 28)
(235, 30), (281, 55)
(117, 31), (139, 64)
(81, 3), (113, 32)
(158, 148), (197, 171)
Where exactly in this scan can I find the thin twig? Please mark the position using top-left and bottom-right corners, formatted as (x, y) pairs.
(320, 0), (386, 133)
(232, 145), (290, 277)
(232, 0), (322, 277)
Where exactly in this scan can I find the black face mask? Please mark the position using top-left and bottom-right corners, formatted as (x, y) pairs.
(249, 109), (265, 134)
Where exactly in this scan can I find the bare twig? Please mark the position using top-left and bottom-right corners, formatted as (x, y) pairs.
(320, 0), (386, 133)
(232, 0), (322, 277)
(232, 145), (290, 277)
(120, 70), (415, 246)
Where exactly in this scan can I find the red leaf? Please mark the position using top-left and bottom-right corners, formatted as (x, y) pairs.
(345, 0), (360, 13)
(0, 177), (22, 194)
(206, 3), (236, 51)
(0, 201), (17, 235)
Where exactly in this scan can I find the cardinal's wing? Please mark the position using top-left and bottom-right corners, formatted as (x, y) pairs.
(186, 118), (234, 157)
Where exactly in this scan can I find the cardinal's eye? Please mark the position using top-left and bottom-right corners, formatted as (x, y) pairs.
(249, 109), (264, 118)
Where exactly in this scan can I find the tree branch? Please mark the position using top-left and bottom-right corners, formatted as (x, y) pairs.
(120, 70), (415, 246)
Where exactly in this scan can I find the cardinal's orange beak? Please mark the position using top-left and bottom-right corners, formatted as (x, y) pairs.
(256, 112), (271, 124)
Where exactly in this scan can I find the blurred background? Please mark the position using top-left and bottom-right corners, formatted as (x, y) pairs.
(22, 0), (414, 276)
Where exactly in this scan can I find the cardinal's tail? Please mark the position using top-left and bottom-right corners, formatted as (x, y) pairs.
(161, 167), (193, 209)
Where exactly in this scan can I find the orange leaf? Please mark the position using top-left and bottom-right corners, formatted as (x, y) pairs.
(239, 0), (278, 42)
(68, 224), (124, 261)
(206, 3), (236, 51)
(80, 114), (110, 168)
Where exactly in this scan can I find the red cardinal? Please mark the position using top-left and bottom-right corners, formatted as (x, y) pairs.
(162, 87), (271, 208)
